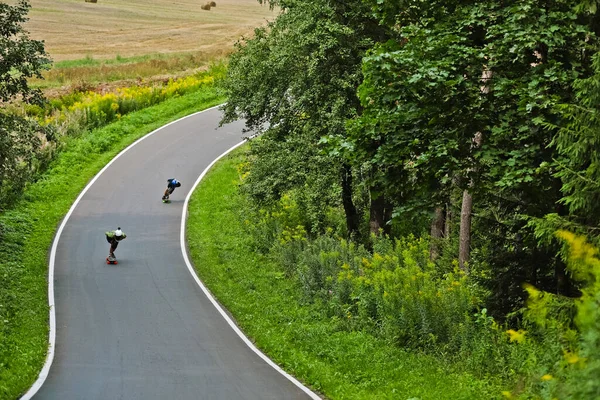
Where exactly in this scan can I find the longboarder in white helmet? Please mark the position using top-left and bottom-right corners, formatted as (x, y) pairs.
(105, 227), (127, 259)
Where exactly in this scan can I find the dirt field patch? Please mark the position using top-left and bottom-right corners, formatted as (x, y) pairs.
(25, 0), (275, 61)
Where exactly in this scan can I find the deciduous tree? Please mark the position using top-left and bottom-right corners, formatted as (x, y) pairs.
(0, 0), (52, 208)
(221, 0), (388, 237)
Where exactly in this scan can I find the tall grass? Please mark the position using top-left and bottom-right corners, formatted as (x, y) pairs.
(31, 51), (230, 90)
(31, 63), (226, 134)
(0, 88), (224, 400)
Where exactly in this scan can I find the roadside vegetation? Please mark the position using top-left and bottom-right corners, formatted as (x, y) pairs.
(30, 52), (225, 91)
(187, 145), (600, 399)
(215, 0), (600, 398)
(187, 147), (505, 399)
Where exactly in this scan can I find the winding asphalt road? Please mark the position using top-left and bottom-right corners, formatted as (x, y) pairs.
(30, 108), (315, 399)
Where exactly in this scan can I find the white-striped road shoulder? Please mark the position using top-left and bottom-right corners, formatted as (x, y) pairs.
(20, 104), (222, 400)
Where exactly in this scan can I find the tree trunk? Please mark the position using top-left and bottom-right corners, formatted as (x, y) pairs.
(429, 207), (445, 260)
(458, 189), (472, 272)
(369, 188), (386, 236)
(383, 200), (392, 236)
(444, 203), (452, 238)
(457, 67), (491, 272)
(341, 164), (359, 238)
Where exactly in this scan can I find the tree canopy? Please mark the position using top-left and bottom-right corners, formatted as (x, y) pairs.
(0, 0), (50, 104)
(221, 0), (390, 236)
(223, 0), (600, 311)
(0, 0), (51, 208)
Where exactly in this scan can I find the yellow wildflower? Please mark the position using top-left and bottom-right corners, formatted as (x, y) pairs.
(506, 329), (526, 343)
(563, 350), (581, 365)
(522, 283), (540, 298)
(541, 374), (553, 381)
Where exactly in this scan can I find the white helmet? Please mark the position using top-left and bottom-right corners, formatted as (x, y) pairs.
(115, 227), (123, 237)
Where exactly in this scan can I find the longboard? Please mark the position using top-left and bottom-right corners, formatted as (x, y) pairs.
(106, 257), (118, 265)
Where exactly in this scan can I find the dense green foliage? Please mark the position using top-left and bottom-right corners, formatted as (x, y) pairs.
(0, 0), (53, 210)
(187, 147), (505, 399)
(222, 0), (600, 397)
(242, 185), (600, 398)
(0, 89), (224, 399)
(222, 0), (390, 237)
(353, 0), (597, 307)
(0, 0), (49, 104)
(187, 146), (600, 398)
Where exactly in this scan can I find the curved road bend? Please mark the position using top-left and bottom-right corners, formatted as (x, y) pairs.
(33, 108), (313, 400)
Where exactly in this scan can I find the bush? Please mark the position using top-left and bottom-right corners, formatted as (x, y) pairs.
(270, 231), (487, 351)
(510, 231), (600, 399)
(239, 161), (599, 396)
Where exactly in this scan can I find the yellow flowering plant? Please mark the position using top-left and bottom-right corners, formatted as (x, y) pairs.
(34, 66), (224, 135)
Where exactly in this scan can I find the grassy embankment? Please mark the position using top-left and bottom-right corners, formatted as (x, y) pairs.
(0, 88), (225, 400)
(186, 147), (505, 400)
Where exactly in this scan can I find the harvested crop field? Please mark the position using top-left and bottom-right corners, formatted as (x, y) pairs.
(24, 0), (276, 61)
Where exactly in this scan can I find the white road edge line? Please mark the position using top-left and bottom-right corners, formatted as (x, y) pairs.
(20, 104), (222, 400)
(22, 104), (320, 400)
(181, 144), (322, 400)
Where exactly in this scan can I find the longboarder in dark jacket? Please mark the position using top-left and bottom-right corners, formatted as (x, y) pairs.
(162, 178), (181, 200)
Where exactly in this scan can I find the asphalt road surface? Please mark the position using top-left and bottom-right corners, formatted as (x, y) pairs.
(32, 108), (314, 400)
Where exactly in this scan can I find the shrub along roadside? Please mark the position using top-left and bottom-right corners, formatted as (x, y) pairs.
(190, 144), (600, 399)
(186, 146), (504, 400)
(38, 65), (226, 134)
(0, 89), (225, 400)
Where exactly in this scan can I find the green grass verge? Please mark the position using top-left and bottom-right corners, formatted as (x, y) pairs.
(186, 146), (505, 400)
(0, 88), (225, 400)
